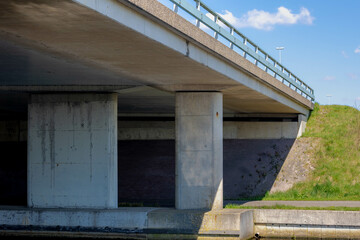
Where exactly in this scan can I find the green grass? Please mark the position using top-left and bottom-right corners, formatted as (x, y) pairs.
(225, 203), (360, 211)
(262, 103), (360, 201)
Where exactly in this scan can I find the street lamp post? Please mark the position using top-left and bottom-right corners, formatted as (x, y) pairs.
(326, 95), (332, 105)
(276, 47), (285, 64)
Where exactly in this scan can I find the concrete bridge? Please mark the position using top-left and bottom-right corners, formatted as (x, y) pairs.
(0, 0), (314, 237)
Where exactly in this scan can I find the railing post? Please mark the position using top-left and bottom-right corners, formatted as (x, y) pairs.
(254, 47), (259, 65)
(264, 55), (269, 72)
(173, 3), (178, 13)
(229, 28), (234, 49)
(243, 38), (248, 58)
(195, 1), (201, 28)
(213, 15), (219, 39)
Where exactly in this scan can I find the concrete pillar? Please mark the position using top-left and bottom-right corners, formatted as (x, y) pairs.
(297, 114), (308, 138)
(28, 93), (117, 208)
(175, 92), (223, 210)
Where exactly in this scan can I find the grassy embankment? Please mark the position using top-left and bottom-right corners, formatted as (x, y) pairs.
(234, 104), (360, 203)
(263, 104), (360, 201)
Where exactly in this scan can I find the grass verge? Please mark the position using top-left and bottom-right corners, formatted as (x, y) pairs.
(225, 203), (360, 211)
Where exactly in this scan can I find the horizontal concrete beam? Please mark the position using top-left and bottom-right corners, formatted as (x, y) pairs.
(118, 121), (301, 140)
(0, 120), (303, 141)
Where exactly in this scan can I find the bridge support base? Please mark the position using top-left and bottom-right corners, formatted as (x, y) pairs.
(27, 93), (118, 208)
(297, 114), (308, 138)
(175, 92), (223, 210)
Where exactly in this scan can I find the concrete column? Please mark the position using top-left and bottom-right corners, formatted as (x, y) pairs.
(175, 92), (223, 210)
(28, 93), (117, 208)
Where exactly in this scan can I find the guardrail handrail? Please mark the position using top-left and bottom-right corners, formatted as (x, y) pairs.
(169, 0), (315, 101)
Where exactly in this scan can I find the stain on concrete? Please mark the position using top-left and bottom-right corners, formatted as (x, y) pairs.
(185, 40), (190, 57)
(37, 104), (47, 176)
(49, 105), (55, 188)
(87, 102), (93, 182)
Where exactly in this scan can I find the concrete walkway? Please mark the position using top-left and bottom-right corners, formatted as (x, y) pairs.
(225, 200), (360, 207)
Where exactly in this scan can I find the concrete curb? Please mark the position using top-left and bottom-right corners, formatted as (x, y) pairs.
(0, 207), (253, 239)
(254, 209), (360, 239)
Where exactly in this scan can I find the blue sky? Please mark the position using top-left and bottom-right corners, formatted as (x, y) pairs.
(158, 0), (360, 107)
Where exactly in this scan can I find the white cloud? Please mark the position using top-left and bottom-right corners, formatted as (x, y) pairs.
(341, 51), (349, 58)
(323, 76), (336, 81)
(218, 7), (314, 31)
(348, 73), (358, 80)
(355, 46), (360, 54)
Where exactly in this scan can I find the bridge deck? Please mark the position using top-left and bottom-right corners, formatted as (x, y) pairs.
(0, 0), (313, 115)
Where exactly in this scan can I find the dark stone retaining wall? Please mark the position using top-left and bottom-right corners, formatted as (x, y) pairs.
(0, 139), (294, 206)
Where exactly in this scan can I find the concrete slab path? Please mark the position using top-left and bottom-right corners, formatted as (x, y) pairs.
(225, 200), (360, 207)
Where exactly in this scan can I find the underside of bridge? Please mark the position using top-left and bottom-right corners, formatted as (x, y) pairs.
(0, 0), (312, 211)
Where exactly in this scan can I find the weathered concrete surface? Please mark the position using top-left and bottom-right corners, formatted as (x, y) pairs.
(0, 207), (254, 239)
(0, 206), (153, 229)
(254, 209), (360, 239)
(0, 207), (360, 239)
(270, 137), (318, 193)
(224, 122), (299, 139)
(297, 114), (308, 138)
(175, 92), (223, 210)
(117, 120), (302, 140)
(148, 208), (253, 237)
(2, 118), (304, 142)
(3, 207), (360, 239)
(28, 93), (118, 208)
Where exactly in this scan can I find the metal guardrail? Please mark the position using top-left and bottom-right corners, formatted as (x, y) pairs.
(169, 0), (315, 101)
